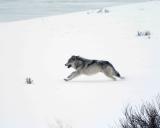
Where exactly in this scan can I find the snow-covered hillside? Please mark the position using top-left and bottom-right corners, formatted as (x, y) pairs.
(1, 1), (160, 128)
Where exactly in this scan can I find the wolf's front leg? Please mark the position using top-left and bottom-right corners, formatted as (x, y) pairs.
(64, 71), (80, 81)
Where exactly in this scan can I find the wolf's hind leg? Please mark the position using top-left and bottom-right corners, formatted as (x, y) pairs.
(103, 66), (117, 81)
(64, 71), (80, 81)
(104, 73), (116, 81)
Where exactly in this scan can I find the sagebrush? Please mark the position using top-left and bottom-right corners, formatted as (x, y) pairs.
(117, 96), (160, 128)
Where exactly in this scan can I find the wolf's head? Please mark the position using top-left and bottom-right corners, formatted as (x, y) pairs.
(65, 55), (82, 69)
(65, 55), (77, 68)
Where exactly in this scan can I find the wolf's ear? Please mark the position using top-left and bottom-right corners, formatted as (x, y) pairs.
(72, 55), (76, 58)
(74, 55), (79, 60)
(71, 55), (76, 60)
(76, 56), (80, 59)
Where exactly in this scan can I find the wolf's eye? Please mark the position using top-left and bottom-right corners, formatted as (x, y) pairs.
(68, 59), (73, 62)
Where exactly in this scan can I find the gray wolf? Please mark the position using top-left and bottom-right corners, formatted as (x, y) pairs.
(64, 55), (123, 81)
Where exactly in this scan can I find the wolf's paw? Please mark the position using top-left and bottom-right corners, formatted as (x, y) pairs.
(64, 78), (69, 82)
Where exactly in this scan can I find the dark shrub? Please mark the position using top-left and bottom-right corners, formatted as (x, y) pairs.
(117, 96), (160, 128)
(25, 77), (33, 84)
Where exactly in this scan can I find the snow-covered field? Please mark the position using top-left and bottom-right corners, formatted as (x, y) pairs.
(1, 1), (160, 128)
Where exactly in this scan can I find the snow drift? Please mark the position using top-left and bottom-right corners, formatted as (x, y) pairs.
(1, 1), (160, 128)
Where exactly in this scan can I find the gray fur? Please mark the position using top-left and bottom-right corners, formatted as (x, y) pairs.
(64, 55), (123, 81)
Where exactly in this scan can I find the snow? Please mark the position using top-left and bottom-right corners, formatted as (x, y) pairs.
(1, 1), (160, 128)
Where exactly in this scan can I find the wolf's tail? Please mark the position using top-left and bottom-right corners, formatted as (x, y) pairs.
(110, 63), (124, 79)
(111, 66), (121, 78)
(115, 70), (121, 77)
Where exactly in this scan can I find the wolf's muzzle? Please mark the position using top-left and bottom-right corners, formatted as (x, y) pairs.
(65, 64), (71, 68)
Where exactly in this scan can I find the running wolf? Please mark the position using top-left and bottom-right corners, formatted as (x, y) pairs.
(64, 55), (123, 81)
